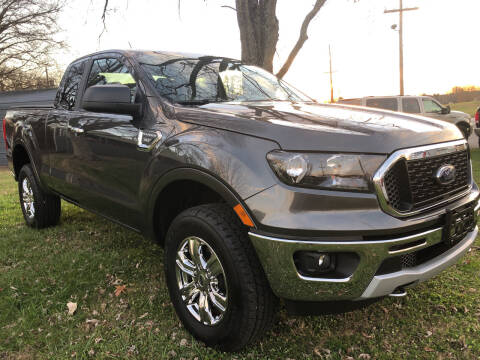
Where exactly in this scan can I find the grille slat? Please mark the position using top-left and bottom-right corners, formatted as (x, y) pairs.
(384, 149), (470, 213)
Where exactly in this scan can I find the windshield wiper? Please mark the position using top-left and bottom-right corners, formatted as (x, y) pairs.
(176, 99), (232, 106)
(176, 99), (212, 105)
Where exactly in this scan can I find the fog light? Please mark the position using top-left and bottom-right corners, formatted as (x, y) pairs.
(294, 251), (336, 277)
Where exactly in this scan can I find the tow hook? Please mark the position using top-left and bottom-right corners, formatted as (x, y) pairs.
(389, 287), (407, 297)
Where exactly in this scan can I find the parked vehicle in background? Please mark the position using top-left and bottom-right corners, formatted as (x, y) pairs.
(474, 106), (480, 147)
(3, 50), (480, 351)
(338, 95), (473, 139)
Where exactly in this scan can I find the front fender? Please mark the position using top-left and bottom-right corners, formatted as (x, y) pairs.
(140, 125), (280, 237)
(455, 120), (472, 135)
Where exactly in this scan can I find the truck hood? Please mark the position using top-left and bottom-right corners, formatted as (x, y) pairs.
(174, 101), (463, 154)
(450, 110), (471, 120)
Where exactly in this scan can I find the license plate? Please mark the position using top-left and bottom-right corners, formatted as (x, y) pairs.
(443, 202), (475, 246)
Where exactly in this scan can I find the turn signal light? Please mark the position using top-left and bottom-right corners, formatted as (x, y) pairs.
(233, 204), (254, 227)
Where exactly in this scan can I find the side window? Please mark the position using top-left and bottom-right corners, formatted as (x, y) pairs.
(366, 98), (398, 111)
(422, 99), (443, 113)
(402, 98), (421, 114)
(87, 58), (137, 103)
(56, 60), (86, 110)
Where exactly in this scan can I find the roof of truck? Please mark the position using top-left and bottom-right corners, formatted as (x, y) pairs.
(70, 49), (234, 64)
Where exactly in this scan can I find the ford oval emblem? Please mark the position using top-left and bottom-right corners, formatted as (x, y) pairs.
(435, 164), (456, 185)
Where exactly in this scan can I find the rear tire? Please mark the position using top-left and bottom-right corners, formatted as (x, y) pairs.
(164, 203), (277, 352)
(18, 164), (61, 229)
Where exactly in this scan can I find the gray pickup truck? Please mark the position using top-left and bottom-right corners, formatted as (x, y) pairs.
(3, 50), (479, 351)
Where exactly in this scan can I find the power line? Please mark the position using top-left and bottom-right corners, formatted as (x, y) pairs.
(384, 0), (419, 96)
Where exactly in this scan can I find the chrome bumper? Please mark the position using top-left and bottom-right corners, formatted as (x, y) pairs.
(249, 224), (478, 302)
(360, 226), (477, 298)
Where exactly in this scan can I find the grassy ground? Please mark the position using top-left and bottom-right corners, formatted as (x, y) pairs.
(1, 152), (480, 360)
(449, 101), (480, 117)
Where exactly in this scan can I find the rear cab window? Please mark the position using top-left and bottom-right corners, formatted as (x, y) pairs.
(55, 59), (88, 110)
(366, 98), (398, 111)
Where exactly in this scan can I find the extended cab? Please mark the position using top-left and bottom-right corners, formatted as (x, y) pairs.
(3, 50), (479, 351)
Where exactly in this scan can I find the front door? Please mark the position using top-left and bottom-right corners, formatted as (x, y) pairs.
(65, 56), (155, 228)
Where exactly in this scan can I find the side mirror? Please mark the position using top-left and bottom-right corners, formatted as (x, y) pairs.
(82, 84), (141, 116)
(441, 105), (451, 115)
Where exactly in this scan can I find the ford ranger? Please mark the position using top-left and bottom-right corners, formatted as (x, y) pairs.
(3, 50), (479, 351)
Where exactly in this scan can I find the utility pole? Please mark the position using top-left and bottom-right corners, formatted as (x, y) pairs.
(45, 66), (49, 87)
(328, 44), (334, 103)
(324, 44), (337, 103)
(384, 0), (418, 96)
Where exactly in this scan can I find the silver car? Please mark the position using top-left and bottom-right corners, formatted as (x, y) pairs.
(338, 95), (473, 138)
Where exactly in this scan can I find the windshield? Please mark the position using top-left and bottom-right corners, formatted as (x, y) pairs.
(137, 54), (312, 104)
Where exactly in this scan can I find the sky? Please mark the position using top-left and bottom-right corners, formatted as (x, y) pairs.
(56, 0), (480, 102)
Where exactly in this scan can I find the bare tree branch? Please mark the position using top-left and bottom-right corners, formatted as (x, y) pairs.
(98, 0), (109, 38)
(276, 0), (326, 79)
(0, 0), (66, 91)
(99, 0), (326, 79)
(221, 5), (236, 12)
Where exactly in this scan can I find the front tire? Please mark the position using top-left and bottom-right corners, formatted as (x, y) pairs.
(164, 204), (277, 352)
(18, 164), (61, 229)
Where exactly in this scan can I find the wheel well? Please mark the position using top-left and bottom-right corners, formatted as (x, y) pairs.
(153, 180), (226, 245)
(12, 145), (30, 179)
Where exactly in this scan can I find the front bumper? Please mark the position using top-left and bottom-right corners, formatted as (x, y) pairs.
(360, 226), (477, 298)
(249, 207), (479, 301)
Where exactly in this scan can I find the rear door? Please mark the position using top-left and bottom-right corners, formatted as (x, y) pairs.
(65, 55), (152, 228)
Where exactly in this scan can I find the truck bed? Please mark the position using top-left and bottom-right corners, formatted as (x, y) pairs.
(0, 89), (56, 166)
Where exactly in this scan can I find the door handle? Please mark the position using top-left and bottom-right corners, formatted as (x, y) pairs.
(68, 125), (84, 134)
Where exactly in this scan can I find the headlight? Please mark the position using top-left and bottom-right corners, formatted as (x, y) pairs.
(266, 151), (386, 191)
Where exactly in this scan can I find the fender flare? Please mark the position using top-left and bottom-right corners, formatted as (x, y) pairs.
(145, 167), (257, 239)
(455, 121), (471, 136)
(12, 139), (42, 184)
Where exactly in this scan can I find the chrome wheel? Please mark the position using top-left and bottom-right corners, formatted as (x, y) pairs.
(21, 177), (35, 220)
(175, 236), (228, 326)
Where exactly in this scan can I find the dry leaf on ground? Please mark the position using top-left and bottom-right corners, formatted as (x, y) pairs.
(67, 302), (77, 315)
(114, 285), (126, 297)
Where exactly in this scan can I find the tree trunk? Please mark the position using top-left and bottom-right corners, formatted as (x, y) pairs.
(235, 0), (279, 72)
(235, 0), (326, 78)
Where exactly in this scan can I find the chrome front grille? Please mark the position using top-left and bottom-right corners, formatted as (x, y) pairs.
(374, 140), (472, 217)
